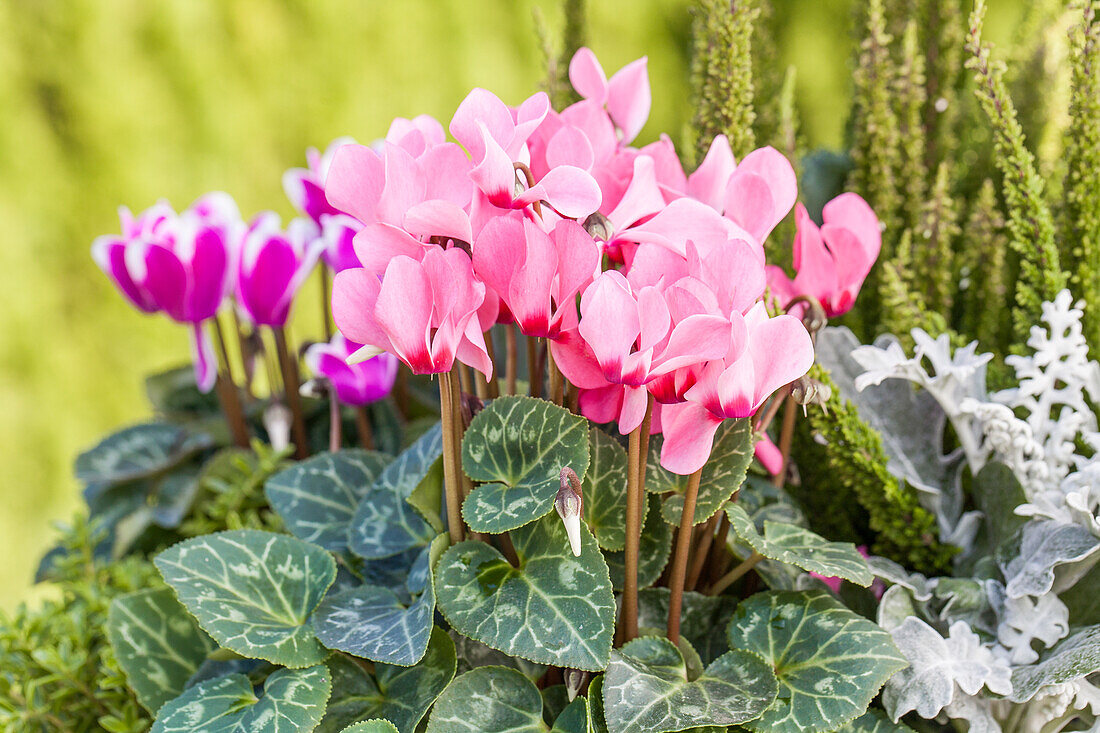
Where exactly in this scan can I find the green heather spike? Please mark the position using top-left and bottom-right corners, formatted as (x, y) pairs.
(895, 21), (929, 234)
(921, 0), (966, 167)
(966, 0), (1067, 348)
(749, 0), (784, 150)
(790, 365), (955, 576)
(913, 161), (961, 315)
(690, 0), (758, 161)
(1063, 0), (1100, 359)
(960, 179), (1011, 352)
(879, 237), (957, 352)
(557, 0), (587, 106)
(776, 65), (800, 165)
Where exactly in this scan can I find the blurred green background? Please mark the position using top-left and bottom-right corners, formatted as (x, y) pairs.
(0, 0), (1024, 609)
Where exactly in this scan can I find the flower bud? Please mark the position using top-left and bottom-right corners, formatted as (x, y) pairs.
(563, 668), (588, 701)
(556, 467), (584, 557)
(583, 212), (613, 241)
(299, 377), (330, 400)
(263, 402), (293, 452)
(790, 376), (832, 407)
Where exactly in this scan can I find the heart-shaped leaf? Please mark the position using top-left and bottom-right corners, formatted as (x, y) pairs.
(76, 423), (212, 485)
(349, 424), (443, 560)
(314, 535), (445, 666)
(725, 503), (873, 586)
(1000, 519), (1100, 599)
(318, 627), (456, 733)
(605, 495), (672, 591)
(835, 709), (916, 732)
(461, 396), (590, 533)
(107, 587), (217, 713)
(426, 666), (547, 732)
(726, 591), (908, 732)
(647, 420), (753, 526)
(435, 514), (615, 671)
(636, 588), (738, 666)
(583, 428), (629, 551)
(550, 697), (591, 733)
(1010, 624), (1100, 703)
(150, 664), (331, 733)
(266, 450), (392, 552)
(341, 723), (400, 733)
(603, 636), (777, 733)
(155, 530), (336, 667)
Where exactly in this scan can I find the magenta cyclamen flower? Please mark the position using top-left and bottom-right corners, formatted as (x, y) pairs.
(304, 334), (399, 406)
(284, 137), (356, 226)
(92, 193), (241, 392)
(766, 193), (882, 318)
(236, 212), (323, 327)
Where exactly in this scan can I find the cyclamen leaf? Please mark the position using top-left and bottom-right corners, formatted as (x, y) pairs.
(583, 427), (630, 551)
(266, 450), (392, 552)
(550, 697), (591, 733)
(319, 627), (456, 733)
(155, 530), (336, 667)
(349, 424), (442, 560)
(648, 419), (753, 526)
(1010, 624), (1100, 703)
(75, 422), (212, 485)
(1000, 519), (1100, 598)
(426, 666), (546, 733)
(605, 495), (672, 592)
(726, 591), (908, 733)
(150, 664), (331, 733)
(435, 514), (615, 671)
(313, 535), (445, 666)
(107, 587), (217, 713)
(340, 722), (400, 733)
(635, 588), (738, 666)
(602, 636), (778, 733)
(725, 503), (873, 586)
(461, 396), (590, 533)
(835, 709), (916, 732)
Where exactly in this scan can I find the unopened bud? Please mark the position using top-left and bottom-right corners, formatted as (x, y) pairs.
(263, 402), (293, 452)
(556, 467), (584, 557)
(784, 295), (827, 333)
(790, 376), (832, 407)
(299, 377), (329, 400)
(583, 212), (613, 241)
(563, 668), (588, 701)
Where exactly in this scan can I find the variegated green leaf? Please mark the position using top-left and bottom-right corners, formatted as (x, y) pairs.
(435, 514), (615, 671)
(107, 587), (217, 713)
(76, 422), (212, 484)
(583, 428), (629, 551)
(425, 666), (545, 733)
(319, 627), (456, 733)
(636, 588), (738, 666)
(155, 530), (336, 667)
(340, 722), (400, 733)
(349, 424), (442, 560)
(602, 636), (777, 733)
(647, 420), (753, 526)
(726, 591), (908, 733)
(265, 450), (391, 552)
(1010, 624), (1100, 703)
(150, 664), (331, 733)
(550, 696), (591, 733)
(725, 503), (873, 586)
(461, 396), (590, 533)
(604, 495), (672, 591)
(835, 709), (916, 732)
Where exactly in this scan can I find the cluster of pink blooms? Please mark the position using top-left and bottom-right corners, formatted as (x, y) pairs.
(93, 47), (880, 475)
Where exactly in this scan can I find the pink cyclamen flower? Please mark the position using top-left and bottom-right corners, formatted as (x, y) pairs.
(319, 213), (363, 272)
(236, 212), (322, 327)
(659, 303), (814, 475)
(766, 193), (882, 318)
(568, 47), (652, 145)
(284, 137), (356, 225)
(332, 246), (492, 378)
(92, 194), (241, 392)
(305, 334), (399, 406)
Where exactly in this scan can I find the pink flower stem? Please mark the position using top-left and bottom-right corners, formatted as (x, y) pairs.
(619, 394), (654, 645)
(527, 335), (542, 398)
(686, 513), (721, 590)
(209, 318), (250, 448)
(666, 466), (704, 642)
(772, 394), (797, 487)
(355, 405), (374, 451)
(483, 332), (500, 399)
(753, 391), (785, 435)
(329, 392), (342, 453)
(231, 310), (257, 397)
(272, 326), (309, 460)
(547, 340), (564, 406)
(439, 370), (466, 545)
(708, 551), (764, 596)
(319, 265), (333, 341)
(505, 326), (518, 396)
(705, 513), (733, 587)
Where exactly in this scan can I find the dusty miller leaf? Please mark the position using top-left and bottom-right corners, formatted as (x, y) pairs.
(1000, 519), (1100, 598)
(1010, 624), (1100, 703)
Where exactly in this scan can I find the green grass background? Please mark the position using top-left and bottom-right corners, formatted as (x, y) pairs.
(0, 0), (1024, 609)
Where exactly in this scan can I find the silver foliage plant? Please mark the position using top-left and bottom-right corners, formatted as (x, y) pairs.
(819, 290), (1100, 732)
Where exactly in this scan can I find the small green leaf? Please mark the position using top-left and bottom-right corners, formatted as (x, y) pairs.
(266, 450), (392, 552)
(726, 503), (873, 586)
(314, 535), (445, 666)
(1010, 624), (1100, 703)
(155, 530), (336, 667)
(107, 587), (217, 713)
(340, 722), (400, 733)
(583, 428), (629, 551)
(727, 591), (908, 733)
(648, 420), (753, 526)
(349, 425), (442, 560)
(973, 462), (1028, 550)
(319, 627), (456, 733)
(435, 514), (615, 671)
(636, 588), (738, 666)
(603, 636), (778, 733)
(605, 495), (672, 591)
(461, 396), (590, 533)
(76, 423), (212, 485)
(426, 666), (546, 733)
(150, 664), (331, 733)
(550, 696), (591, 733)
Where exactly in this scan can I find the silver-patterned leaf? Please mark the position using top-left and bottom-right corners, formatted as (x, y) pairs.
(1010, 624), (1100, 703)
(349, 424), (442, 560)
(318, 628), (456, 733)
(604, 495), (672, 591)
(602, 636), (777, 733)
(1000, 519), (1100, 599)
(635, 588), (738, 667)
(726, 503), (872, 586)
(150, 664), (331, 733)
(583, 428), (629, 551)
(834, 709), (916, 732)
(155, 530), (336, 667)
(550, 696), (591, 733)
(461, 396), (590, 533)
(107, 587), (217, 713)
(266, 450), (392, 552)
(75, 423), (212, 484)
(726, 591), (908, 733)
(647, 420), (753, 526)
(340, 722), (400, 733)
(426, 666), (545, 733)
(435, 514), (615, 671)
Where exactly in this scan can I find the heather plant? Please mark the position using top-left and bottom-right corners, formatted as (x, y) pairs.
(6, 1), (1100, 732)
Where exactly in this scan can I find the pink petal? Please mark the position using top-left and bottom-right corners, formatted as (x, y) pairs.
(518, 165), (602, 218)
(639, 135), (687, 196)
(637, 286), (671, 352)
(450, 88), (515, 162)
(688, 135), (735, 211)
(546, 125), (596, 171)
(724, 147), (797, 243)
(375, 257), (436, 373)
(755, 435), (784, 476)
(419, 143), (475, 209)
(652, 314), (732, 375)
(512, 92), (551, 153)
(92, 237), (158, 312)
(568, 47), (609, 103)
(332, 267), (389, 349)
(472, 214), (524, 301)
(376, 144), (424, 225)
(659, 401), (725, 475)
(748, 311), (814, 407)
(579, 384), (624, 425)
(624, 198), (734, 256)
(403, 199), (473, 245)
(324, 144), (385, 224)
(189, 322), (218, 394)
(456, 315), (494, 379)
(470, 123), (517, 208)
(510, 220), (557, 336)
(551, 328), (610, 390)
(617, 385), (651, 433)
(184, 225), (231, 321)
(550, 219), (600, 302)
(790, 205), (840, 308)
(579, 272), (640, 380)
(608, 155), (666, 232)
(138, 244), (188, 321)
(606, 57), (651, 144)
(352, 223), (426, 274)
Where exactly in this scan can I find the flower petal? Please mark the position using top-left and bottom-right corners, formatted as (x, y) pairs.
(659, 401), (724, 475)
(606, 56), (651, 144)
(324, 144), (385, 224)
(568, 47), (609, 103)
